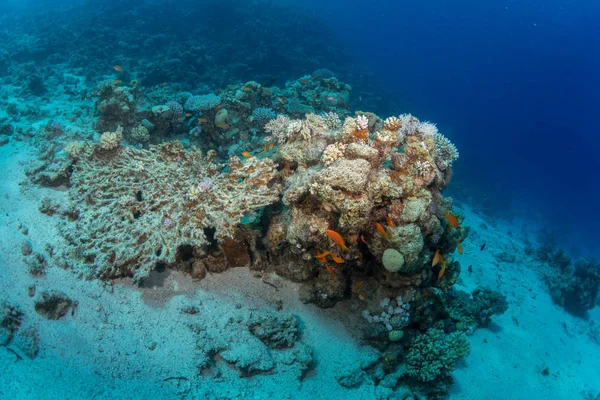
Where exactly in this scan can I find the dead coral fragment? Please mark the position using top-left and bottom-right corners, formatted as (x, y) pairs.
(63, 142), (280, 281)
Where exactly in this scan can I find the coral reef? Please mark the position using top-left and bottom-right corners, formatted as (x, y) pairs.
(267, 111), (461, 295)
(445, 287), (509, 329)
(22, 64), (485, 396)
(537, 249), (600, 314)
(61, 141), (280, 281)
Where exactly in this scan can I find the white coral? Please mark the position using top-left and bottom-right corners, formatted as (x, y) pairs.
(399, 114), (419, 136)
(321, 143), (347, 166)
(265, 115), (291, 143)
(434, 133), (459, 170)
(384, 116), (402, 131)
(320, 112), (342, 130)
(415, 160), (434, 177)
(356, 114), (369, 131)
(416, 121), (438, 138)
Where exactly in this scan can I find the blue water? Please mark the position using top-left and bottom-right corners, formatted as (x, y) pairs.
(304, 0), (600, 256)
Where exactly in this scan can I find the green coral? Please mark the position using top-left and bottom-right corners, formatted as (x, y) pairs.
(405, 328), (470, 382)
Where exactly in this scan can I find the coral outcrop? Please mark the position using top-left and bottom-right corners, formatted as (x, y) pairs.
(61, 141), (280, 281)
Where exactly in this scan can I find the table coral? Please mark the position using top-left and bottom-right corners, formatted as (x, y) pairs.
(61, 141), (280, 281)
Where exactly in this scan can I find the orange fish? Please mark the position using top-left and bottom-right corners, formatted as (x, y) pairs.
(358, 252), (363, 262)
(315, 251), (330, 261)
(113, 65), (123, 72)
(215, 104), (223, 110)
(241, 151), (253, 158)
(184, 112), (192, 117)
(243, 87), (252, 92)
(263, 144), (267, 152)
(330, 254), (344, 264)
(268, 142), (274, 150)
(445, 211), (459, 228)
(198, 117), (208, 123)
(360, 235), (368, 245)
(432, 250), (444, 267)
(358, 292), (367, 301)
(216, 123), (229, 129)
(386, 216), (396, 227)
(456, 238), (464, 255)
(326, 229), (349, 252)
(375, 223), (389, 240)
(113, 80), (121, 85)
(325, 265), (336, 278)
(438, 260), (447, 279)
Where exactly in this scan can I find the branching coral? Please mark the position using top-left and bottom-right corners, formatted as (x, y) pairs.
(99, 126), (123, 150)
(61, 142), (280, 281)
(129, 124), (150, 143)
(405, 328), (470, 382)
(434, 133), (459, 170)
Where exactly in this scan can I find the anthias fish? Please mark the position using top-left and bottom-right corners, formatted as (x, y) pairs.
(326, 229), (349, 252)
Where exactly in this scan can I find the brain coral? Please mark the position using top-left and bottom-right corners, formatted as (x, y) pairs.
(62, 142), (280, 281)
(382, 248), (405, 272)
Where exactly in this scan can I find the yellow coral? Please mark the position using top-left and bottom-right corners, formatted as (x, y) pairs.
(100, 126), (123, 150)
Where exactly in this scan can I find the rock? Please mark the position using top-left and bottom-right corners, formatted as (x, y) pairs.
(345, 142), (379, 164)
(11, 326), (40, 359)
(190, 260), (207, 280)
(336, 367), (367, 388)
(399, 198), (429, 223)
(203, 254), (229, 273)
(0, 301), (23, 345)
(316, 158), (371, 193)
(219, 335), (275, 375)
(34, 290), (74, 320)
(21, 241), (33, 256)
(214, 108), (229, 127)
(151, 105), (173, 119)
(248, 311), (300, 349)
(221, 236), (250, 268)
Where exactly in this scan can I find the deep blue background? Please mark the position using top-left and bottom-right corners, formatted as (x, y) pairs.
(303, 0), (600, 255)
